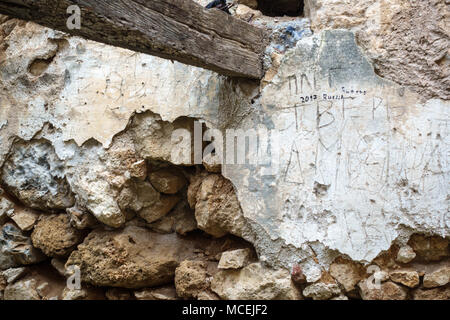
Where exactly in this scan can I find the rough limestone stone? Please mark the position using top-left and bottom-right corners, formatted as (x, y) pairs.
(408, 235), (449, 262)
(66, 205), (98, 230)
(187, 172), (208, 209)
(306, 265), (323, 283)
(2, 267), (28, 284)
(211, 263), (301, 300)
(35, 282), (51, 298)
(218, 248), (253, 270)
(118, 180), (179, 224)
(63, 133), (156, 228)
(145, 216), (176, 234)
(117, 181), (158, 213)
(148, 168), (187, 194)
(5, 263), (74, 300)
(193, 174), (248, 238)
(128, 160), (148, 181)
(0, 273), (5, 291)
(66, 226), (197, 289)
(0, 251), (16, 270)
(202, 153), (222, 173)
(50, 258), (67, 277)
(64, 146), (126, 228)
(173, 202), (198, 236)
(412, 287), (450, 300)
(0, 223), (46, 268)
(7, 207), (40, 231)
(302, 283), (341, 300)
(389, 270), (420, 288)
(358, 280), (408, 300)
(174, 260), (209, 298)
(134, 286), (178, 300)
(31, 214), (85, 257)
(145, 201), (197, 235)
(4, 279), (40, 300)
(329, 259), (364, 292)
(139, 195), (180, 224)
(396, 245), (417, 264)
(374, 270), (390, 283)
(62, 288), (87, 300)
(60, 285), (106, 300)
(306, 0), (449, 100)
(0, 197), (14, 225)
(1, 141), (75, 211)
(423, 266), (450, 288)
(127, 114), (198, 166)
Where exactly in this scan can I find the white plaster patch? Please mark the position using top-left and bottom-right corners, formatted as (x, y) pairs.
(223, 31), (449, 270)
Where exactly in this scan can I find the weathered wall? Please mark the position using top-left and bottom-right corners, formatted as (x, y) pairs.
(227, 29), (449, 269)
(0, 0), (448, 300)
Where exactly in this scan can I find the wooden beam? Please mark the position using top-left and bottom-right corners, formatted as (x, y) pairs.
(0, 0), (267, 78)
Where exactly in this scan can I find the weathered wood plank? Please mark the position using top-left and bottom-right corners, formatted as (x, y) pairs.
(0, 0), (267, 78)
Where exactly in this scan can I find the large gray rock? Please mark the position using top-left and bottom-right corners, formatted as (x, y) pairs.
(0, 223), (46, 269)
(329, 259), (364, 292)
(134, 286), (178, 300)
(118, 180), (180, 224)
(2, 267), (28, 284)
(4, 279), (40, 300)
(190, 174), (249, 238)
(302, 282), (341, 300)
(0, 197), (14, 225)
(396, 245), (417, 264)
(211, 263), (301, 300)
(145, 200), (198, 235)
(148, 168), (187, 195)
(174, 260), (209, 299)
(389, 269), (420, 288)
(358, 280), (408, 300)
(66, 226), (198, 289)
(218, 248), (253, 270)
(1, 140), (75, 211)
(31, 214), (85, 257)
(7, 207), (40, 231)
(423, 266), (450, 288)
(0, 251), (17, 271)
(412, 287), (450, 300)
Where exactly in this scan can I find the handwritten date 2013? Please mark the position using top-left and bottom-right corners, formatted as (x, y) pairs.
(299, 95), (318, 103)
